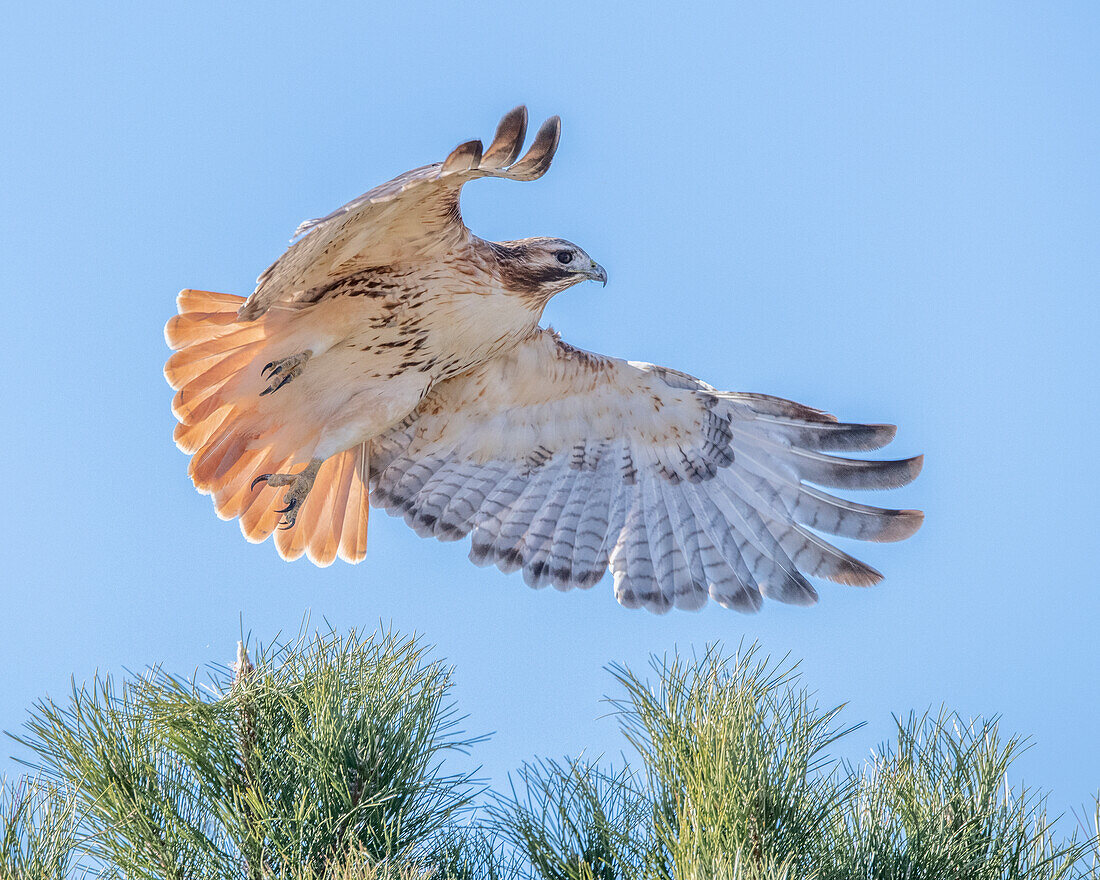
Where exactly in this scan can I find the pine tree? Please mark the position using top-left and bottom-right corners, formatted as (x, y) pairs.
(2, 626), (1097, 879)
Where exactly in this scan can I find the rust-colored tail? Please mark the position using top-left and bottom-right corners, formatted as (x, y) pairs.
(164, 290), (368, 565)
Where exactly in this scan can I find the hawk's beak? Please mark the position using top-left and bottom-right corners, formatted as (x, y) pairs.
(584, 262), (608, 287)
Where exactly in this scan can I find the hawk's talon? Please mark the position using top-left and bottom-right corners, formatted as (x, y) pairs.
(248, 460), (322, 530)
(259, 351), (312, 396)
(275, 495), (303, 527)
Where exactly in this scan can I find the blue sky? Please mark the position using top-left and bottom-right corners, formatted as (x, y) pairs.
(2, 1), (1098, 816)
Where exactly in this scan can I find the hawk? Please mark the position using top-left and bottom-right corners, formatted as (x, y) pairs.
(165, 106), (922, 614)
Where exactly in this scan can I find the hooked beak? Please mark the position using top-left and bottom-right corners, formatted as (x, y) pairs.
(583, 261), (608, 287)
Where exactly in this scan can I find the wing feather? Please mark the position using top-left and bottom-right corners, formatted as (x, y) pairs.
(657, 481), (712, 611)
(239, 107), (561, 320)
(680, 482), (763, 612)
(567, 441), (623, 588)
(521, 466), (579, 589)
(367, 330), (922, 613)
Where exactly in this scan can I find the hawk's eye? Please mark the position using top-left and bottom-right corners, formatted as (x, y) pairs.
(556, 251), (574, 265)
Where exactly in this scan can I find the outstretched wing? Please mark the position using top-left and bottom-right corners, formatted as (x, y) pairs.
(238, 106), (560, 320)
(368, 331), (923, 614)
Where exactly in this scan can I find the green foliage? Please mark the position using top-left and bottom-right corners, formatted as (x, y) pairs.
(488, 758), (652, 880)
(492, 645), (1098, 880)
(1, 776), (81, 880)
(2, 629), (1096, 879)
(610, 646), (855, 877)
(818, 711), (1097, 879)
(9, 626), (482, 879)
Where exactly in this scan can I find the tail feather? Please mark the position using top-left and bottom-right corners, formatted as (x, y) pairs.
(177, 288), (251, 310)
(275, 480), (323, 562)
(165, 326), (269, 388)
(164, 311), (240, 349)
(173, 384), (238, 430)
(339, 444), (370, 564)
(316, 447), (360, 566)
(239, 455), (296, 543)
(174, 404), (234, 454)
(212, 449), (266, 520)
(189, 423), (258, 491)
(166, 289), (369, 563)
(271, 445), (371, 566)
(165, 289), (255, 349)
(171, 344), (262, 422)
(312, 452), (353, 565)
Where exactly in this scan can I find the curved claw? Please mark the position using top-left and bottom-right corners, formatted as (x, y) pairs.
(260, 372), (295, 397)
(277, 499), (301, 528)
(250, 474), (272, 491)
(261, 361), (276, 378)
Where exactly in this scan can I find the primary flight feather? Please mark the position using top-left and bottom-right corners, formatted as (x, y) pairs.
(165, 106), (922, 614)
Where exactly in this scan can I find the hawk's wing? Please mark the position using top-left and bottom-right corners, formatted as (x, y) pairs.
(238, 107), (559, 320)
(369, 331), (923, 614)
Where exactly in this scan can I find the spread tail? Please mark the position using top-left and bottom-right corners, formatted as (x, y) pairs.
(164, 289), (369, 564)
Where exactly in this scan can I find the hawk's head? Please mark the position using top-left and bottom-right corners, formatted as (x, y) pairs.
(489, 237), (607, 304)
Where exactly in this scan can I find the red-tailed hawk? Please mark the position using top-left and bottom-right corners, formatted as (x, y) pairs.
(165, 106), (922, 614)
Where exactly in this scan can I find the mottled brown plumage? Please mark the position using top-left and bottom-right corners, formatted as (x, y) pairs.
(165, 106), (922, 612)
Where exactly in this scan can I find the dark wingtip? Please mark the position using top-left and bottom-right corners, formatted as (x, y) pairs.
(441, 138), (484, 174)
(840, 562), (884, 587)
(509, 115), (561, 179)
(882, 455), (925, 489)
(867, 423), (898, 448)
(482, 105), (529, 169)
(889, 509), (925, 541)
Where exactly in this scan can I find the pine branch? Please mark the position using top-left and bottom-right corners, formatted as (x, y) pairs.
(5, 627), (1096, 879)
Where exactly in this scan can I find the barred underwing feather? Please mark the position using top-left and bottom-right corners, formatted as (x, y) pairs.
(640, 478), (676, 612)
(723, 467), (880, 586)
(376, 456), (445, 514)
(490, 460), (562, 571)
(657, 481), (711, 611)
(679, 482), (763, 611)
(365, 330), (920, 613)
(709, 478), (817, 605)
(612, 490), (658, 610)
(568, 443), (623, 588)
(646, 478), (703, 612)
(784, 523), (883, 586)
(544, 444), (601, 589)
(468, 474), (534, 566)
(755, 438), (923, 490)
(752, 462), (918, 544)
(519, 459), (577, 588)
(732, 443), (923, 542)
(436, 461), (512, 540)
(477, 457), (569, 572)
(369, 415), (418, 477)
(408, 459), (480, 538)
(725, 410), (898, 453)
